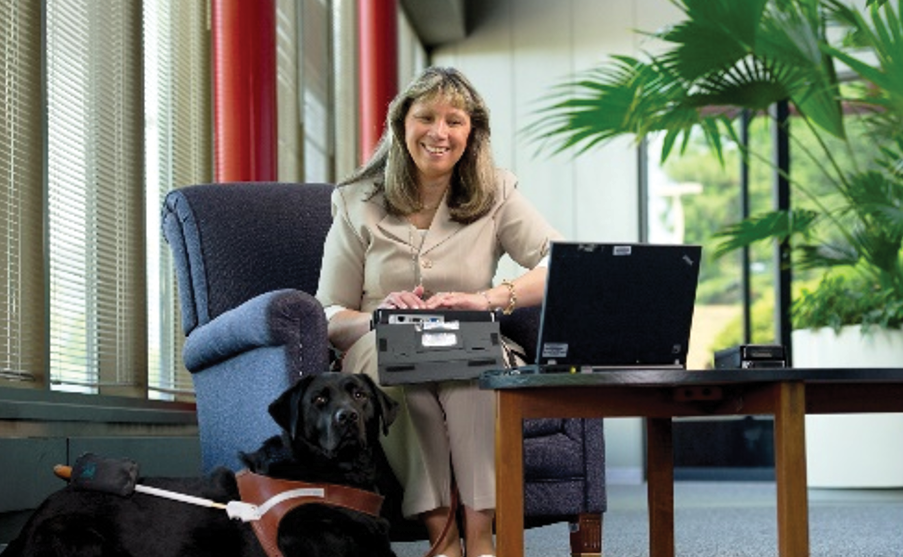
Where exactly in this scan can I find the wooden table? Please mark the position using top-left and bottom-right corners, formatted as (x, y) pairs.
(479, 367), (903, 557)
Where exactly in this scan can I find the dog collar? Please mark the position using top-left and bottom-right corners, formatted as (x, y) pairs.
(235, 470), (384, 557)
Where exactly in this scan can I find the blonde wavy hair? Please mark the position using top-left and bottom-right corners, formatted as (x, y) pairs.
(340, 66), (497, 224)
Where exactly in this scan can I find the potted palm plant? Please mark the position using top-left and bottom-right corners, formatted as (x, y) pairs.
(527, 0), (903, 487)
(529, 0), (903, 334)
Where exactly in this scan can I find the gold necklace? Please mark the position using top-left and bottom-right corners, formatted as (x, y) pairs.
(418, 186), (448, 212)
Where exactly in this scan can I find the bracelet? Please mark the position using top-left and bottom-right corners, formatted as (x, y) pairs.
(478, 290), (492, 311)
(500, 279), (517, 315)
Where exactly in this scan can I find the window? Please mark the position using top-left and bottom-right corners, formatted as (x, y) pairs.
(0, 1), (44, 386)
(0, 0), (376, 400)
(46, 0), (146, 395)
(300, 0), (332, 183)
(646, 98), (887, 370)
(144, 0), (211, 400)
(0, 0), (211, 400)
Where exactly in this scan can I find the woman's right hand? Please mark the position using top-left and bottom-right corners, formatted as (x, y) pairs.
(378, 285), (426, 310)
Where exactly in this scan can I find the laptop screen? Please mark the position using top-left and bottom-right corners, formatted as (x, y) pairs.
(536, 242), (701, 369)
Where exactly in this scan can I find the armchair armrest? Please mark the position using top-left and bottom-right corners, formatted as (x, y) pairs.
(183, 289), (329, 376)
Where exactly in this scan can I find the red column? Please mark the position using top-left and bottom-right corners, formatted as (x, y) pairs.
(358, 0), (398, 163)
(211, 0), (278, 182)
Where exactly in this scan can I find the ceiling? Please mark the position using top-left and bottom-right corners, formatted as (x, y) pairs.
(399, 0), (469, 48)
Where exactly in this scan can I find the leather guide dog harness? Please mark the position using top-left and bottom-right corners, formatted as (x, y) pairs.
(235, 470), (384, 557)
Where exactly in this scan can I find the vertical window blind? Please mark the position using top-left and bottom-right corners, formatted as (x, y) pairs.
(277, 0), (302, 181)
(301, 0), (332, 182)
(0, 1), (44, 386)
(46, 0), (146, 395)
(144, 0), (211, 400)
(331, 0), (359, 179)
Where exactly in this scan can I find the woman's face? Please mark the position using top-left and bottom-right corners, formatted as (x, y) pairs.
(404, 95), (472, 184)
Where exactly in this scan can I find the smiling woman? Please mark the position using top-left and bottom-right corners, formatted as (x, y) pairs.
(315, 66), (564, 557)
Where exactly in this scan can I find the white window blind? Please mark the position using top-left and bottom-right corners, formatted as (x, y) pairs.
(332, 0), (359, 179)
(277, 0), (333, 183)
(277, 0), (302, 181)
(301, 0), (332, 182)
(46, 0), (146, 395)
(0, 1), (44, 386)
(144, 0), (211, 400)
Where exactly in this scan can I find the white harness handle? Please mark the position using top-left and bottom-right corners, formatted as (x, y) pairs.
(133, 484), (325, 523)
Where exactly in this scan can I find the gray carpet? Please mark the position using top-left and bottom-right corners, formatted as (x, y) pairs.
(2, 482), (900, 556)
(392, 482), (903, 556)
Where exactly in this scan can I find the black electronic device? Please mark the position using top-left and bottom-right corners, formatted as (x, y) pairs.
(714, 344), (787, 369)
(534, 242), (702, 371)
(373, 309), (505, 385)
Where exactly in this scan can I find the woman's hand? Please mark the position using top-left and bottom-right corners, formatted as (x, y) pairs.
(378, 285), (427, 309)
(425, 291), (491, 311)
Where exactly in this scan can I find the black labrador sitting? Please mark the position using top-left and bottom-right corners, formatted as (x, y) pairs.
(5, 372), (400, 557)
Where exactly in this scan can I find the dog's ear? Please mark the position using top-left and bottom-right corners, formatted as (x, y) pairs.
(269, 374), (315, 439)
(359, 374), (399, 435)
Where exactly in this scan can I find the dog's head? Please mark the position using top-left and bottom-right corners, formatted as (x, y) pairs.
(268, 372), (398, 461)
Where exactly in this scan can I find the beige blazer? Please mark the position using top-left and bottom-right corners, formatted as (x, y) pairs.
(316, 168), (563, 313)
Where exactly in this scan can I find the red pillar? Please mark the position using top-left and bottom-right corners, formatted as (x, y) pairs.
(211, 0), (278, 182)
(358, 0), (398, 163)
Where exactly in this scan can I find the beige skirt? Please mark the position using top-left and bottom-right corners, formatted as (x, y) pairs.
(341, 330), (524, 517)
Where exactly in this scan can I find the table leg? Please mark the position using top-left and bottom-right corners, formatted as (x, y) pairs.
(646, 417), (675, 557)
(773, 381), (809, 556)
(495, 391), (525, 557)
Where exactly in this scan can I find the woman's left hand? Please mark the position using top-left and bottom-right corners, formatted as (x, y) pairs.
(424, 291), (489, 311)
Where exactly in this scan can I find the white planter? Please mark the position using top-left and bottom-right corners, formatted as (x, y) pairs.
(793, 325), (903, 488)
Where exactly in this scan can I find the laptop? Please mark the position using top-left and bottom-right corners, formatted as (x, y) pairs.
(533, 241), (701, 371)
(373, 309), (505, 385)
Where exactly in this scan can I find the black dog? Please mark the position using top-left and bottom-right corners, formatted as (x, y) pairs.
(4, 372), (400, 557)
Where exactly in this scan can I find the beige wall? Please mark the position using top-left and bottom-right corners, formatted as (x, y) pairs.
(431, 0), (684, 481)
(433, 0), (682, 243)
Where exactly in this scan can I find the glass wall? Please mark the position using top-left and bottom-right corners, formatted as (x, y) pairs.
(647, 96), (886, 478)
(645, 119), (779, 371)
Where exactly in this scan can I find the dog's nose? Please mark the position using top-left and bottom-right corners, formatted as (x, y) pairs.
(335, 408), (359, 426)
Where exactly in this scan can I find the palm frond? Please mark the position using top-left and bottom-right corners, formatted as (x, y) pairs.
(841, 169), (903, 241)
(877, 137), (903, 181)
(711, 209), (820, 258)
(684, 56), (794, 110)
(657, 0), (769, 83)
(524, 56), (705, 157)
(824, 0), (903, 118)
(759, 2), (846, 138)
(795, 243), (860, 270)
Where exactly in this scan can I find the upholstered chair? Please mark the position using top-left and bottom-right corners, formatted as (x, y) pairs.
(161, 182), (606, 554)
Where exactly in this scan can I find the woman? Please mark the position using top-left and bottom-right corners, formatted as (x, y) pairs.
(316, 66), (562, 557)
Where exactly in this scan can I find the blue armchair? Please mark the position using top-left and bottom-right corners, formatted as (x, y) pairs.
(161, 182), (606, 554)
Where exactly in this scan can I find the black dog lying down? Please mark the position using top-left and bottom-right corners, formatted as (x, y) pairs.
(5, 372), (400, 557)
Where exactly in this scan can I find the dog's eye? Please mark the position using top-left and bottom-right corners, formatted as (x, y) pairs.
(352, 389), (367, 400)
(313, 394), (328, 406)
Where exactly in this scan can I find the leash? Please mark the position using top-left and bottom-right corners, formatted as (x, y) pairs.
(53, 464), (311, 523)
(53, 463), (384, 523)
(423, 480), (460, 557)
